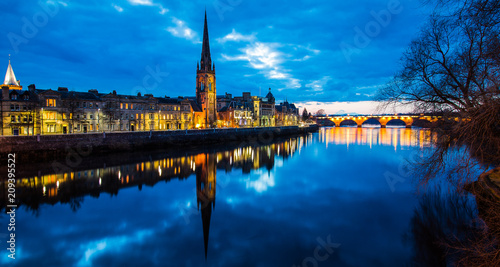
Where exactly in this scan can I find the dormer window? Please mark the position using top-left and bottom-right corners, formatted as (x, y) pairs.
(46, 99), (56, 107)
(11, 94), (17, 100)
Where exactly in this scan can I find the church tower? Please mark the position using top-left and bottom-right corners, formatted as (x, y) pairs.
(196, 11), (217, 128)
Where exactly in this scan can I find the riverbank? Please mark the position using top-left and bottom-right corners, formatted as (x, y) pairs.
(0, 125), (318, 163)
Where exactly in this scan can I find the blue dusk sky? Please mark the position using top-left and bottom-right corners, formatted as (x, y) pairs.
(0, 0), (429, 114)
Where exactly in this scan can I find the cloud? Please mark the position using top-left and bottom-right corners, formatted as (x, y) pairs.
(166, 18), (199, 43)
(112, 4), (123, 12)
(127, 0), (154, 5)
(305, 76), (331, 92)
(217, 29), (256, 43)
(127, 0), (168, 14)
(220, 30), (302, 89)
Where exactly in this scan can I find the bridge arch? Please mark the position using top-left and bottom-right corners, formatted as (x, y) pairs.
(338, 119), (358, 127)
(361, 118), (382, 127)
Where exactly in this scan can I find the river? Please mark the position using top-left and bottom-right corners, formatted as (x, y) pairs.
(0, 127), (474, 266)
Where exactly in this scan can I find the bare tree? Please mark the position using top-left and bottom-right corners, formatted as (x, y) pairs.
(377, 0), (500, 114)
(315, 109), (326, 116)
(377, 0), (500, 170)
(101, 100), (118, 132)
(61, 93), (84, 133)
(378, 1), (500, 265)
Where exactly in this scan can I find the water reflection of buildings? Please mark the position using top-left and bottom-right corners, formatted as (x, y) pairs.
(0, 137), (304, 258)
(319, 127), (436, 150)
(1, 138), (303, 211)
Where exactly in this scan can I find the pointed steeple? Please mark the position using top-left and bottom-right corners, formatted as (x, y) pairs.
(200, 10), (212, 71)
(4, 55), (19, 86)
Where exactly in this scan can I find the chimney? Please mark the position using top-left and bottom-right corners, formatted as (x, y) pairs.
(28, 84), (36, 92)
(113, 90), (117, 95)
(2, 86), (9, 100)
(58, 87), (68, 92)
(88, 89), (98, 94)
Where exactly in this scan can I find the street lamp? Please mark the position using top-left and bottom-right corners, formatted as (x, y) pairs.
(41, 108), (44, 135)
(98, 108), (100, 132)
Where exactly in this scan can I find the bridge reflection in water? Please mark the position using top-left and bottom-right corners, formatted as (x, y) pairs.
(319, 127), (436, 150)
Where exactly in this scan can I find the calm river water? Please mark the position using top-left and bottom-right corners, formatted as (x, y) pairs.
(1, 127), (458, 266)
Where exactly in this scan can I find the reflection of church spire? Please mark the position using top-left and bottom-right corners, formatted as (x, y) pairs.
(201, 199), (212, 259)
(195, 153), (217, 259)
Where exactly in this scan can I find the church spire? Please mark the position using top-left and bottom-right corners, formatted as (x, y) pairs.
(200, 10), (212, 71)
(3, 55), (19, 86)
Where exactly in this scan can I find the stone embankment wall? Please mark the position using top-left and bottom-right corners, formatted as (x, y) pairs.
(0, 125), (318, 161)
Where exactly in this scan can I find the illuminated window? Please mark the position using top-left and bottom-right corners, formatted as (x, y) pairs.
(136, 114), (139, 119)
(126, 103), (129, 109)
(141, 114), (144, 120)
(120, 103), (123, 109)
(89, 125), (93, 131)
(130, 104), (133, 109)
(46, 99), (56, 107)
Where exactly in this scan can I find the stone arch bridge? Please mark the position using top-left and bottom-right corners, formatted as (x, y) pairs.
(317, 114), (447, 128)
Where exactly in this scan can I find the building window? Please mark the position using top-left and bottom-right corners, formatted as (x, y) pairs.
(11, 94), (17, 100)
(46, 99), (56, 107)
(83, 102), (87, 108)
(11, 116), (15, 122)
(83, 114), (87, 119)
(149, 114), (153, 119)
(90, 114), (93, 119)
(15, 104), (19, 111)
(89, 103), (93, 108)
(120, 103), (123, 109)
(141, 114), (144, 120)
(10, 105), (14, 111)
